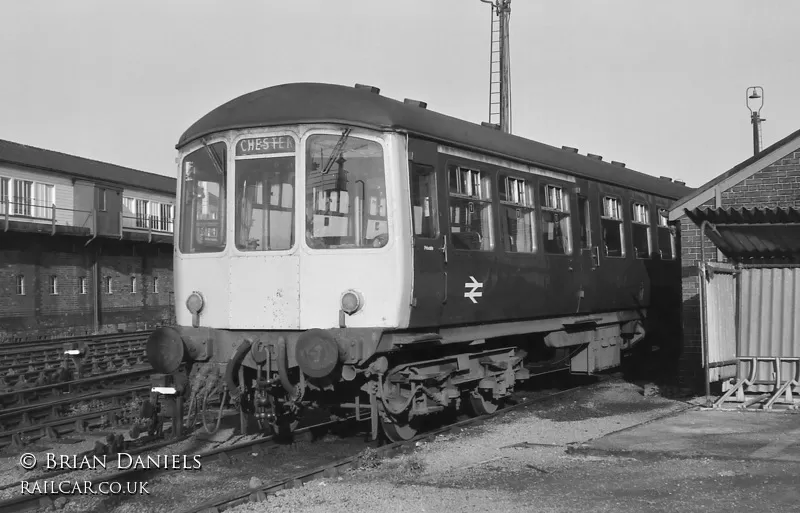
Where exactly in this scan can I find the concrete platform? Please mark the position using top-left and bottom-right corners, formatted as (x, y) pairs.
(578, 408), (800, 462)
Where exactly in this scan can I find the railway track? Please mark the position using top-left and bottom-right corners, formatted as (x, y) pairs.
(0, 352), (147, 392)
(0, 382), (593, 513)
(0, 331), (151, 359)
(0, 367), (152, 450)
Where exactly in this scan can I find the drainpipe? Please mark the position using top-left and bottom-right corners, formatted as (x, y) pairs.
(92, 246), (101, 333)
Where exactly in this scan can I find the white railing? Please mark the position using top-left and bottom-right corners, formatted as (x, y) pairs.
(121, 213), (174, 233)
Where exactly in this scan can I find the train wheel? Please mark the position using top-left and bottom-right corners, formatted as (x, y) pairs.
(378, 405), (418, 442)
(466, 389), (499, 416)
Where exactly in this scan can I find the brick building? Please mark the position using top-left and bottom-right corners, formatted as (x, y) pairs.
(668, 128), (800, 390)
(0, 139), (176, 341)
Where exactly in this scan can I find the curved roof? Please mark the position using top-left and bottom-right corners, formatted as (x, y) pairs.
(178, 82), (692, 200)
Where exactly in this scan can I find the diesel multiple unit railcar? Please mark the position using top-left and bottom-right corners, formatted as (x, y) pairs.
(146, 82), (692, 441)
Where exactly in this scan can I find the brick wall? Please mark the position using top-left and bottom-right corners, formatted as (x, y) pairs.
(678, 149), (800, 389)
(0, 232), (174, 342)
(721, 150), (800, 209)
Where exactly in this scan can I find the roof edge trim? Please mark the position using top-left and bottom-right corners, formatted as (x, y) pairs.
(669, 132), (800, 221)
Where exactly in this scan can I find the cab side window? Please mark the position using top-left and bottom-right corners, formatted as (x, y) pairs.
(448, 165), (494, 251)
(410, 163), (438, 238)
(601, 196), (625, 257)
(631, 202), (651, 259)
(498, 175), (536, 253)
(657, 210), (676, 259)
(540, 184), (572, 255)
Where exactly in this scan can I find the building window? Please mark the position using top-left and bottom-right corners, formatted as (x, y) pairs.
(123, 196), (174, 233)
(79, 276), (87, 294)
(631, 203), (651, 259)
(99, 189), (107, 211)
(49, 276), (58, 295)
(135, 199), (149, 228)
(540, 184), (572, 255)
(658, 211), (676, 260)
(498, 175), (536, 253)
(131, 276), (137, 294)
(159, 203), (174, 232)
(0, 177), (9, 215)
(601, 196), (625, 257)
(3, 178), (54, 218)
(448, 166), (494, 251)
(153, 276), (159, 293)
(106, 277), (113, 294)
(16, 275), (25, 295)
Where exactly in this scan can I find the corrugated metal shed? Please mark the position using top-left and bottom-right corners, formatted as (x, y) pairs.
(685, 207), (800, 260)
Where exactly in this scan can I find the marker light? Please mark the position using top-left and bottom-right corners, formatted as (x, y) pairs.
(151, 387), (178, 395)
(64, 349), (82, 356)
(186, 292), (204, 314)
(340, 290), (363, 315)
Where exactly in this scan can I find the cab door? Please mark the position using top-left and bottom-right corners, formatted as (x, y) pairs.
(406, 138), (445, 328)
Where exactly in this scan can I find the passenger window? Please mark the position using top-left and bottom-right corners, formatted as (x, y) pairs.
(448, 166), (494, 250)
(498, 175), (536, 253)
(657, 210), (676, 260)
(411, 163), (438, 238)
(577, 195), (591, 250)
(539, 184), (572, 255)
(601, 196), (625, 257)
(631, 202), (651, 259)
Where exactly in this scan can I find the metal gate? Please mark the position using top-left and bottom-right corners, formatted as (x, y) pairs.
(703, 264), (800, 407)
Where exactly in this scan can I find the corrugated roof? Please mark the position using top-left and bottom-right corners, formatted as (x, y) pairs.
(178, 82), (694, 200)
(685, 207), (800, 259)
(0, 139), (176, 194)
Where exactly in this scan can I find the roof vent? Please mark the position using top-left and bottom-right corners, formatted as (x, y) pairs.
(587, 153), (603, 161)
(611, 161), (626, 168)
(659, 176), (673, 182)
(354, 83), (380, 94)
(674, 180), (686, 186)
(481, 122), (501, 130)
(404, 98), (427, 109)
(562, 146), (579, 153)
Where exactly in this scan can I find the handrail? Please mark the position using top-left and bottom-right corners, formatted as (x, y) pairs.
(0, 198), (173, 236)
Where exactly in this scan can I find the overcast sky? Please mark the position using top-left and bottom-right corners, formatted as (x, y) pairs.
(1, 1), (797, 188)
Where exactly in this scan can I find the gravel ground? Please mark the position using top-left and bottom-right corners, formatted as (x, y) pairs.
(223, 378), (729, 513)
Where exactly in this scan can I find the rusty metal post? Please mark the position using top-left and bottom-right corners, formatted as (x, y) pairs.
(698, 220), (712, 406)
(751, 111), (761, 156)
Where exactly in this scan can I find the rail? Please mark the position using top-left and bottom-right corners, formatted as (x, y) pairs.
(1, 197), (173, 239)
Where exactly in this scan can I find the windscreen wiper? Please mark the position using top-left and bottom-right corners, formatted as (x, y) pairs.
(201, 138), (225, 175)
(322, 128), (352, 175)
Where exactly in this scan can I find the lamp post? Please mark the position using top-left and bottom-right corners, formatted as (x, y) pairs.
(746, 86), (765, 156)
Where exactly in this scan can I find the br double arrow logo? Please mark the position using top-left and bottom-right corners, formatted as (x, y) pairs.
(464, 276), (483, 304)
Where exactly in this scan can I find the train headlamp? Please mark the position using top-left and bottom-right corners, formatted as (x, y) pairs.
(186, 292), (204, 314)
(340, 290), (363, 315)
(186, 292), (204, 327)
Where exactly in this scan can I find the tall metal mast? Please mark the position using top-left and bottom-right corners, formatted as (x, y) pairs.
(481, 0), (511, 133)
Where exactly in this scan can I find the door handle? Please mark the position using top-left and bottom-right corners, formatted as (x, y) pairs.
(592, 246), (601, 268)
(442, 235), (448, 264)
(442, 271), (448, 304)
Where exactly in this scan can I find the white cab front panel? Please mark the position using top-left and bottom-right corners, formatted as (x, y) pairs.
(174, 255), (231, 328)
(228, 255), (301, 329)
